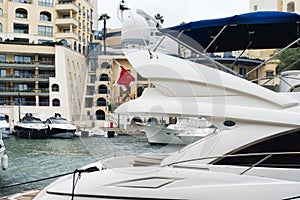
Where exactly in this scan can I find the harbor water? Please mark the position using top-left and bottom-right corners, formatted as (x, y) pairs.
(0, 133), (182, 198)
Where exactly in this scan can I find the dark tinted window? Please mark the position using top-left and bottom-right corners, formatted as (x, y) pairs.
(214, 129), (300, 168)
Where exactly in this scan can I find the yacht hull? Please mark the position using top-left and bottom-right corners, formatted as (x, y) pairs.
(48, 128), (76, 139)
(33, 165), (300, 200)
(14, 126), (48, 139)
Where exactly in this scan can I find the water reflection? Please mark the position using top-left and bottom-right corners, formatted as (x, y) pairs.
(0, 134), (181, 197)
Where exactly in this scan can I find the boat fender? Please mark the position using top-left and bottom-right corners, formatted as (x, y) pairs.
(1, 154), (8, 170)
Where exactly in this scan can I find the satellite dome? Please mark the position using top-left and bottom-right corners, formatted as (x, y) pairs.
(121, 13), (154, 48)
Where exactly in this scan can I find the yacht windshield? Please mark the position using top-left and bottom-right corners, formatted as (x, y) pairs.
(51, 118), (68, 124)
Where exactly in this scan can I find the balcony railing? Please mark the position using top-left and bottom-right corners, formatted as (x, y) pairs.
(0, 74), (54, 79)
(11, 0), (32, 4)
(0, 87), (49, 93)
(55, 2), (78, 13)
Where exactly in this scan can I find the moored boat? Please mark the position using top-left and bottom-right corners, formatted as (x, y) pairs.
(0, 114), (11, 138)
(45, 114), (76, 139)
(14, 113), (48, 139)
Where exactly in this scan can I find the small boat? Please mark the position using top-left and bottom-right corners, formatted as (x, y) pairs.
(141, 117), (218, 145)
(0, 117), (8, 171)
(14, 113), (48, 139)
(0, 114), (11, 138)
(45, 114), (76, 139)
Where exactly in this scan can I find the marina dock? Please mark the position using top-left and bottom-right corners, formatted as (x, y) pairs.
(1, 190), (40, 200)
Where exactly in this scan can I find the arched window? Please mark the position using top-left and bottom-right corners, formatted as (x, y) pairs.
(0, 8), (3, 17)
(137, 86), (144, 97)
(73, 41), (77, 51)
(287, 2), (295, 12)
(95, 109), (105, 120)
(16, 8), (28, 19)
(52, 98), (60, 106)
(98, 84), (108, 94)
(78, 43), (81, 53)
(40, 11), (51, 21)
(99, 73), (109, 81)
(101, 62), (111, 69)
(96, 97), (106, 106)
(51, 84), (59, 92)
(0, 23), (2, 33)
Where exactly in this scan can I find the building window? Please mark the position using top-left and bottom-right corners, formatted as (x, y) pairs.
(0, 69), (6, 77)
(51, 84), (59, 92)
(100, 74), (110, 81)
(38, 25), (53, 37)
(96, 97), (106, 106)
(0, 8), (3, 16)
(52, 98), (60, 106)
(14, 23), (29, 34)
(14, 83), (28, 91)
(38, 0), (53, 7)
(101, 62), (111, 69)
(98, 85), (108, 94)
(0, 55), (5, 62)
(16, 8), (28, 19)
(239, 67), (247, 76)
(266, 71), (274, 77)
(253, 5), (258, 11)
(95, 110), (105, 120)
(14, 55), (31, 63)
(287, 2), (295, 12)
(13, 0), (31, 4)
(40, 11), (51, 21)
(14, 70), (33, 77)
(38, 39), (53, 44)
(73, 41), (77, 51)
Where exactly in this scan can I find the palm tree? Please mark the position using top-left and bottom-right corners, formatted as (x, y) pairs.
(98, 13), (110, 54)
(154, 13), (164, 27)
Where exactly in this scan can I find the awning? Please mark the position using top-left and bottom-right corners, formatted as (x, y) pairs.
(162, 11), (300, 53)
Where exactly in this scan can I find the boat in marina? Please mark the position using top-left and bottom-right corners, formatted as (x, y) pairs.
(44, 114), (76, 139)
(141, 117), (218, 145)
(14, 113), (48, 139)
(0, 114), (11, 138)
(33, 10), (300, 200)
(0, 116), (8, 171)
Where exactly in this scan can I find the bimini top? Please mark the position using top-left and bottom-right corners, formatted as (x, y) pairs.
(162, 11), (300, 52)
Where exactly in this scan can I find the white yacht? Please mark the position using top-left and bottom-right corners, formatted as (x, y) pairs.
(0, 114), (8, 171)
(14, 113), (48, 139)
(0, 114), (10, 138)
(45, 114), (76, 139)
(141, 117), (218, 145)
(33, 11), (300, 200)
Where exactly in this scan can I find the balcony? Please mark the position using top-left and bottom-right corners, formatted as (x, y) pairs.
(55, 2), (78, 14)
(0, 74), (51, 82)
(55, 31), (78, 40)
(0, 61), (55, 69)
(55, 17), (78, 27)
(0, 87), (49, 97)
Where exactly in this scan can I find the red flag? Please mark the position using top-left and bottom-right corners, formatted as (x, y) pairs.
(116, 65), (135, 91)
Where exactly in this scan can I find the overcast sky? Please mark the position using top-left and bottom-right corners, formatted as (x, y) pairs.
(98, 0), (250, 29)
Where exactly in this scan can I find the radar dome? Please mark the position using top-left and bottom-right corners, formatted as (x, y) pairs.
(121, 13), (154, 48)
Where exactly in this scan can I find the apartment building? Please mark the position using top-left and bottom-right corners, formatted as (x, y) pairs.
(249, 0), (299, 85)
(0, 0), (97, 123)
